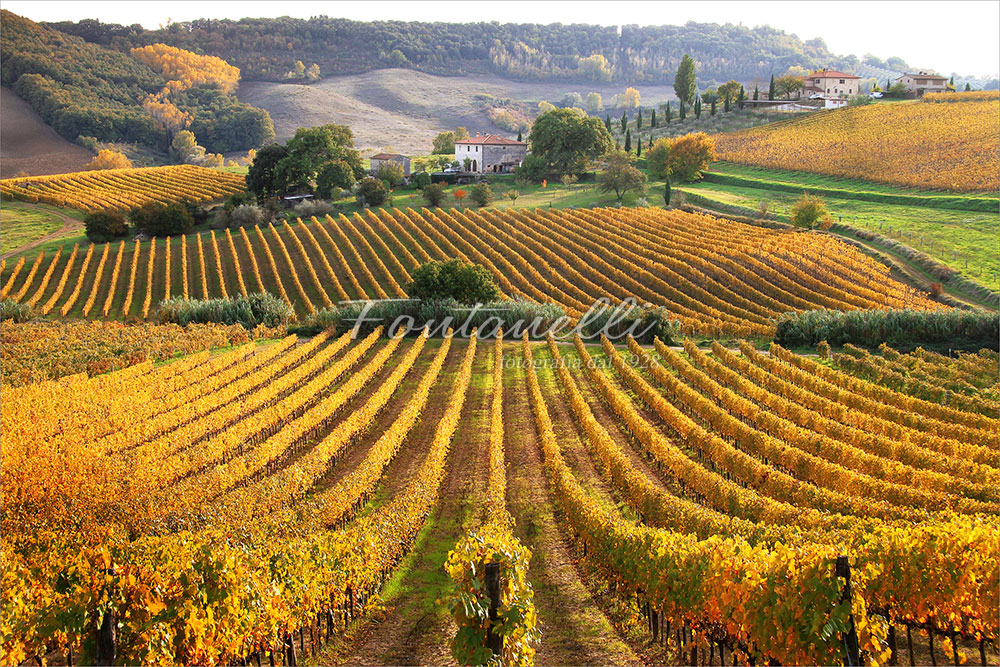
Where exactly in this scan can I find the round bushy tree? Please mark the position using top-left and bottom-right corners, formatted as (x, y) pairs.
(128, 202), (194, 237)
(84, 209), (129, 242)
(405, 259), (501, 304)
(422, 182), (448, 207)
(316, 160), (356, 199)
(355, 177), (388, 207)
(469, 183), (495, 208)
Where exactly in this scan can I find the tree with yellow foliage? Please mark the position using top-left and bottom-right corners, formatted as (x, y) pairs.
(84, 149), (132, 171)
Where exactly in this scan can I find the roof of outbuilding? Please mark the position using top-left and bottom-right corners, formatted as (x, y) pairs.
(805, 70), (860, 79)
(370, 153), (407, 160)
(455, 134), (526, 146)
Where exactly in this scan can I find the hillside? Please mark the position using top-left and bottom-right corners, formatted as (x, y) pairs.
(0, 10), (273, 153)
(714, 96), (1000, 192)
(240, 70), (677, 152)
(48, 16), (852, 85)
(0, 87), (93, 178)
(0, 208), (939, 328)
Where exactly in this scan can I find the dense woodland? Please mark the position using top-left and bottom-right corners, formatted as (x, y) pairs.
(46, 15), (862, 85)
(0, 11), (274, 153)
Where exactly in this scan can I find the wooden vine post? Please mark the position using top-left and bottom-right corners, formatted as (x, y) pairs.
(485, 562), (503, 659)
(95, 606), (117, 666)
(836, 556), (861, 667)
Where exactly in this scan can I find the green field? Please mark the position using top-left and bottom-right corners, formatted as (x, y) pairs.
(676, 168), (1000, 292)
(0, 202), (84, 255)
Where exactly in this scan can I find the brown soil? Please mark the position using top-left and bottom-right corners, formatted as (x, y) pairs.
(503, 343), (640, 665)
(0, 86), (93, 178)
(329, 340), (488, 666)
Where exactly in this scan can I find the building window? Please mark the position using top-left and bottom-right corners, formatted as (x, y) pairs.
(839, 79), (845, 84)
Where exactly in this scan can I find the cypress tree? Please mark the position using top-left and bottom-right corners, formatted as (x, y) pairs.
(637, 107), (643, 130)
(965, 82), (972, 91)
(621, 111), (628, 133)
(624, 129), (631, 152)
(710, 99), (717, 116)
(663, 175), (671, 207)
(517, 129), (523, 142)
(648, 137), (653, 148)
(886, 78), (891, 92)
(665, 101), (671, 124)
(768, 73), (775, 100)
(650, 108), (657, 128)
(753, 85), (759, 101)
(724, 94), (731, 113)
(679, 101), (686, 121)
(636, 140), (641, 157)
(694, 96), (702, 119)
(738, 85), (745, 110)
(605, 115), (612, 132)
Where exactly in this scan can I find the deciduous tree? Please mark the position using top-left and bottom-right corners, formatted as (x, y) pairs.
(528, 107), (612, 175)
(596, 149), (647, 202)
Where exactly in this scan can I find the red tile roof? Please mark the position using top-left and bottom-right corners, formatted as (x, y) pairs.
(899, 72), (948, 80)
(806, 70), (860, 79)
(455, 134), (526, 146)
(370, 153), (406, 160)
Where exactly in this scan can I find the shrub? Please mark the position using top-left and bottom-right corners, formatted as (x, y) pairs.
(355, 177), (388, 207)
(376, 162), (406, 188)
(85, 149), (132, 170)
(515, 154), (548, 183)
(157, 292), (295, 329)
(469, 183), (496, 208)
(422, 182), (448, 207)
(790, 194), (833, 230)
(774, 308), (1000, 351)
(129, 201), (194, 237)
(577, 302), (681, 345)
(646, 138), (671, 179)
(229, 204), (266, 227)
(665, 132), (716, 182)
(413, 171), (432, 189)
(817, 340), (830, 358)
(929, 282), (943, 298)
(292, 199), (335, 218)
(406, 259), (501, 304)
(1, 298), (34, 323)
(224, 191), (254, 213)
(84, 209), (129, 242)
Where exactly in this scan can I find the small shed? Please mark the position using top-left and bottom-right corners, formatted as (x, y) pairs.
(281, 193), (313, 209)
(370, 153), (411, 177)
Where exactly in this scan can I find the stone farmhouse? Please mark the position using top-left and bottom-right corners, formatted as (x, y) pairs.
(454, 134), (527, 174)
(802, 69), (861, 98)
(370, 153), (411, 176)
(895, 71), (949, 97)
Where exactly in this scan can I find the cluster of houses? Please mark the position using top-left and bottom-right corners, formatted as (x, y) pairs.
(804, 68), (949, 107)
(364, 68), (948, 181)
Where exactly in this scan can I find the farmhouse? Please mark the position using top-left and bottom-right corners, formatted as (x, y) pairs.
(895, 71), (949, 97)
(454, 134), (527, 174)
(370, 153), (411, 176)
(802, 69), (860, 98)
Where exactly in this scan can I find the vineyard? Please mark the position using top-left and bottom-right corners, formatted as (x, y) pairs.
(1, 324), (997, 665)
(0, 165), (245, 211)
(714, 96), (1000, 192)
(0, 208), (941, 336)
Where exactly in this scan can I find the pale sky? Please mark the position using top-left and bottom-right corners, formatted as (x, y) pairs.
(3, 1), (998, 77)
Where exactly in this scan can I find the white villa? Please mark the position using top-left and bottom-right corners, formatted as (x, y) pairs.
(454, 134), (527, 174)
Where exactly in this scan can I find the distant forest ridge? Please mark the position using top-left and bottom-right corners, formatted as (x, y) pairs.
(0, 11), (274, 154)
(42, 15), (923, 86)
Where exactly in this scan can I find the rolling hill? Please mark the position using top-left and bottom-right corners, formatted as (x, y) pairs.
(0, 87), (93, 179)
(239, 69), (677, 154)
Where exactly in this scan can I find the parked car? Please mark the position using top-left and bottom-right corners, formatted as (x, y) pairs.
(869, 91), (884, 98)
(809, 93), (824, 100)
